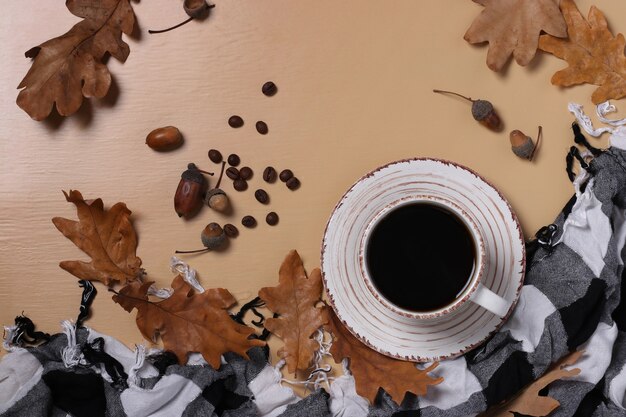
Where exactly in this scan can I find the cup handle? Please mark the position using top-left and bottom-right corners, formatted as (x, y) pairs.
(470, 283), (510, 317)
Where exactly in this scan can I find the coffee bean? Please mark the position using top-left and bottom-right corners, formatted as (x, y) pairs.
(262, 81), (277, 97)
(279, 169), (293, 182)
(266, 212), (279, 226)
(286, 177), (300, 190)
(227, 154), (240, 167)
(239, 166), (253, 180)
(242, 215), (256, 228)
(255, 189), (269, 204)
(263, 166), (277, 183)
(208, 149), (222, 164)
(223, 223), (239, 238)
(228, 115), (244, 128)
(255, 121), (268, 135)
(226, 167), (240, 180)
(233, 179), (248, 191)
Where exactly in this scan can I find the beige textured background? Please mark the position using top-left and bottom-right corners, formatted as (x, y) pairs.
(1, 0), (624, 366)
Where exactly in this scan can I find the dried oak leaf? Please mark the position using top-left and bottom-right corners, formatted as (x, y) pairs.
(464, 0), (567, 72)
(325, 307), (443, 403)
(17, 0), (136, 121)
(113, 275), (266, 368)
(258, 250), (327, 374)
(52, 190), (142, 286)
(538, 0), (626, 104)
(479, 350), (583, 417)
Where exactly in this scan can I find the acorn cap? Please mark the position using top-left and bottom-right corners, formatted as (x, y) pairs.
(182, 164), (206, 184)
(471, 100), (494, 121)
(205, 188), (225, 199)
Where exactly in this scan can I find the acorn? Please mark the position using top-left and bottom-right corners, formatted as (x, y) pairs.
(433, 89), (502, 132)
(174, 163), (213, 219)
(510, 126), (541, 161)
(149, 0), (215, 34)
(175, 222), (226, 254)
(205, 161), (230, 212)
(200, 223), (226, 250)
(206, 189), (229, 212)
(146, 126), (183, 151)
(471, 100), (501, 131)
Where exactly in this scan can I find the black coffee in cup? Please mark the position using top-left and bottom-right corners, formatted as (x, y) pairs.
(365, 202), (476, 312)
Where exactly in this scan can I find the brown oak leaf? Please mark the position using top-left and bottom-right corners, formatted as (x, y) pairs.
(538, 0), (626, 104)
(17, 0), (135, 121)
(258, 250), (327, 374)
(325, 307), (443, 403)
(113, 275), (266, 368)
(52, 190), (143, 286)
(480, 350), (583, 417)
(464, 0), (567, 72)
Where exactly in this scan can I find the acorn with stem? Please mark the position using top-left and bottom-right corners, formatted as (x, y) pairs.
(205, 161), (230, 212)
(433, 89), (502, 131)
(510, 126), (542, 161)
(176, 222), (227, 254)
(149, 0), (215, 34)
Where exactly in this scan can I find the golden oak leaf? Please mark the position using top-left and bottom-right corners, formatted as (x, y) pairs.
(17, 0), (135, 121)
(325, 307), (443, 403)
(479, 350), (583, 417)
(52, 190), (143, 286)
(258, 250), (327, 374)
(113, 275), (266, 368)
(538, 0), (626, 104)
(464, 0), (567, 72)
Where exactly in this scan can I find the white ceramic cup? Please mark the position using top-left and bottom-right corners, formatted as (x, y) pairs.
(359, 195), (510, 319)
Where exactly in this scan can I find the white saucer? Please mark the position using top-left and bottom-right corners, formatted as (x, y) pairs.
(321, 158), (525, 362)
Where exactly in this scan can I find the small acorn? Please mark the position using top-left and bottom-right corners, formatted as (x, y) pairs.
(471, 100), (501, 131)
(206, 189), (228, 211)
(149, 0), (215, 34)
(205, 161), (230, 212)
(175, 222), (226, 254)
(433, 89), (502, 132)
(200, 223), (226, 250)
(510, 126), (541, 161)
(146, 126), (183, 151)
